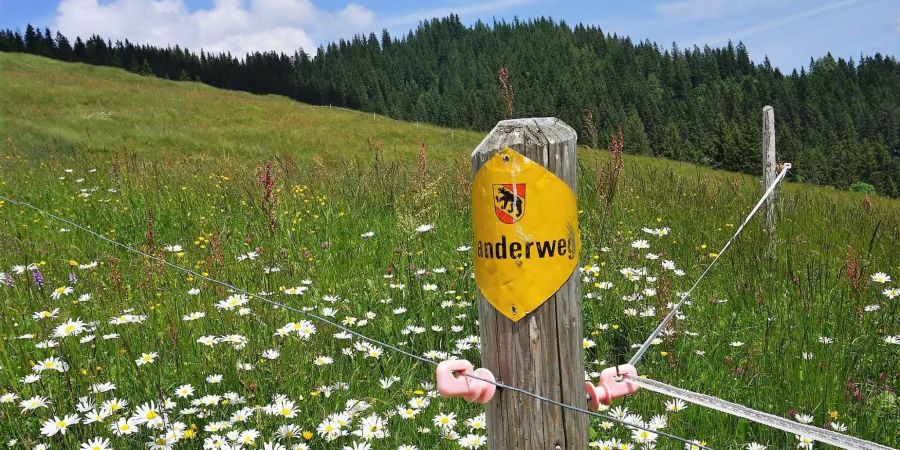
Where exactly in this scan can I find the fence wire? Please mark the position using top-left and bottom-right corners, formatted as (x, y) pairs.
(628, 376), (894, 450)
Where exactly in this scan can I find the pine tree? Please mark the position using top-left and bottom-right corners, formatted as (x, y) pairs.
(659, 121), (685, 160)
(623, 109), (651, 155)
(23, 24), (40, 54)
(42, 28), (55, 57)
(55, 32), (72, 60)
(137, 58), (153, 76)
(73, 36), (85, 59)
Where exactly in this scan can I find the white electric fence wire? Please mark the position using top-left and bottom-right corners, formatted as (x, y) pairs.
(628, 163), (792, 366)
(0, 193), (710, 450)
(627, 375), (895, 450)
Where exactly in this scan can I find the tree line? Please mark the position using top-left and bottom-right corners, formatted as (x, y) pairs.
(1, 18), (897, 196)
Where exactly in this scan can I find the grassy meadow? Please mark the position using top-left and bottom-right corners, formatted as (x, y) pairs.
(0, 52), (897, 450)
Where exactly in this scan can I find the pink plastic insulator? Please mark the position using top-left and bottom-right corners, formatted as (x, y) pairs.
(585, 364), (639, 409)
(435, 360), (496, 404)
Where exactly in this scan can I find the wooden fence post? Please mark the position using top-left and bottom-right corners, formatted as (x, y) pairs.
(762, 106), (777, 245)
(471, 118), (588, 449)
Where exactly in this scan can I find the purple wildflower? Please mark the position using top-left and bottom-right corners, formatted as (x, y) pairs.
(32, 269), (44, 289)
(69, 271), (78, 285)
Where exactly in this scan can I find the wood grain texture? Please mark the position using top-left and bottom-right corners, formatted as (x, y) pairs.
(762, 106), (777, 239)
(472, 118), (587, 450)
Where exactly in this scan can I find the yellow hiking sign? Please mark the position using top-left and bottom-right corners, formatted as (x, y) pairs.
(472, 147), (580, 321)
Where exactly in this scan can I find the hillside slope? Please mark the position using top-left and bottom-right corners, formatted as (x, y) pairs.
(3, 19), (899, 197)
(1, 52), (898, 207)
(0, 51), (898, 449)
(0, 52), (484, 164)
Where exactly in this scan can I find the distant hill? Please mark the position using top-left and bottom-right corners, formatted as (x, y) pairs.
(1, 17), (898, 196)
(1, 52), (899, 450)
(0, 52), (480, 166)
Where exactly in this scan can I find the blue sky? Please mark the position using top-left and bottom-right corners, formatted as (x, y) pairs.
(0, 0), (896, 71)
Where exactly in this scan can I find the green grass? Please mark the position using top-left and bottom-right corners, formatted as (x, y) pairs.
(0, 52), (897, 450)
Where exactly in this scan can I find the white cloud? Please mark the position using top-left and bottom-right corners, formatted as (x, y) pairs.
(52, 0), (376, 56)
(204, 26), (316, 57)
(338, 4), (377, 28)
(51, 0), (537, 57)
(654, 0), (791, 22)
(691, 0), (858, 46)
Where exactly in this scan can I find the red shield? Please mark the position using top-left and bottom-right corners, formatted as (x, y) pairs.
(493, 183), (525, 224)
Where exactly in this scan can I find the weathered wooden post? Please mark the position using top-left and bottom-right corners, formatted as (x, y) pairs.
(762, 106), (777, 242)
(471, 118), (588, 449)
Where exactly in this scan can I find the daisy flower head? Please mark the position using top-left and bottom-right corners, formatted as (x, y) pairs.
(132, 402), (164, 427)
(665, 398), (687, 412)
(631, 240), (650, 249)
(207, 374), (223, 384)
(871, 272), (891, 284)
(433, 412), (457, 429)
(19, 395), (49, 412)
(796, 435), (814, 450)
(466, 413), (486, 430)
(313, 356), (333, 366)
(100, 397), (127, 414)
(40, 414), (80, 436)
(22, 373), (42, 384)
(686, 441), (709, 450)
(50, 286), (74, 300)
(182, 311), (205, 321)
(216, 293), (249, 310)
(33, 357), (69, 373)
(397, 406), (419, 419)
(33, 308), (60, 320)
(458, 434), (487, 449)
(135, 352), (158, 366)
(631, 428), (657, 444)
(283, 286), (308, 295)
(54, 318), (87, 338)
(174, 384), (194, 398)
(147, 434), (176, 449)
(80, 437), (111, 450)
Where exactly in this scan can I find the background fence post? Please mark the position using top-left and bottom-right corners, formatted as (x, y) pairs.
(471, 117), (588, 450)
(762, 106), (777, 247)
